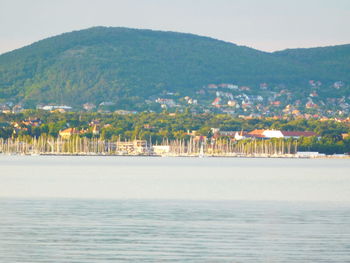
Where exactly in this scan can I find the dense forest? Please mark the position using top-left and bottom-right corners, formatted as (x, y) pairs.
(0, 27), (349, 108)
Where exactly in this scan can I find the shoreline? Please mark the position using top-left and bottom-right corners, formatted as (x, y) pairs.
(1, 152), (349, 159)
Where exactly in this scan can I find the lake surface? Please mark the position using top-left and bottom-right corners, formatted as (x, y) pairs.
(0, 156), (350, 262)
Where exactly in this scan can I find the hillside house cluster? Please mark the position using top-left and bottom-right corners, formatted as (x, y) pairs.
(2, 78), (349, 120)
(144, 81), (350, 119)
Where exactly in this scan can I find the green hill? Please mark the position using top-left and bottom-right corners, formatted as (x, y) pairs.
(273, 44), (350, 82)
(0, 27), (349, 108)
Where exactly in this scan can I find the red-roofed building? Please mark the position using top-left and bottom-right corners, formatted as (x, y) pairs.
(211, 97), (221, 107)
(271, 101), (281, 107)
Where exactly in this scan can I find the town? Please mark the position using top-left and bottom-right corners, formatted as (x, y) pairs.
(1, 81), (349, 121)
(0, 109), (349, 156)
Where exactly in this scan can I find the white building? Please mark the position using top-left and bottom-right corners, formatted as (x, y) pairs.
(152, 145), (170, 155)
(262, 130), (284, 138)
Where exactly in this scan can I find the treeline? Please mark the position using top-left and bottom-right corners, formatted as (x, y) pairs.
(0, 110), (350, 154)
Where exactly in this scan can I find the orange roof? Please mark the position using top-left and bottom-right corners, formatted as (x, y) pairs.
(271, 101), (281, 105)
(248, 129), (266, 135)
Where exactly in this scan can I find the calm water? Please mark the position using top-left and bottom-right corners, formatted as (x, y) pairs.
(0, 156), (350, 262)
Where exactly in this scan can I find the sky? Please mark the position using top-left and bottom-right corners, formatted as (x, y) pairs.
(0, 0), (350, 54)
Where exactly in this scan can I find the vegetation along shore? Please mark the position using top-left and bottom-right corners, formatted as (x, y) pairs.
(0, 110), (349, 157)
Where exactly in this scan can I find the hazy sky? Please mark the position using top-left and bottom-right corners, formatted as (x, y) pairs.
(1, 0), (350, 54)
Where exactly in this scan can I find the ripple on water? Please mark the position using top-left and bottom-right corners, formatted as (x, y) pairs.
(0, 199), (350, 263)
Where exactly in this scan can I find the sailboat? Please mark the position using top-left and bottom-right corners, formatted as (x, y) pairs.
(199, 142), (205, 158)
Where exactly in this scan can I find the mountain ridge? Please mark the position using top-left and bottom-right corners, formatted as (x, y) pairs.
(0, 26), (349, 110)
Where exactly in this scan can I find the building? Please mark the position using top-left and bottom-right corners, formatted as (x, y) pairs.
(306, 101), (318, 109)
(342, 133), (350, 139)
(227, 100), (237, 107)
(0, 104), (11, 114)
(296, 151), (325, 157)
(116, 140), (149, 154)
(248, 129), (269, 139)
(114, 110), (138, 115)
(59, 128), (80, 139)
(155, 98), (176, 108)
(152, 145), (170, 155)
(41, 105), (72, 111)
(280, 131), (318, 139)
(12, 105), (23, 113)
(248, 129), (318, 139)
(270, 101), (281, 107)
(233, 131), (251, 140)
(83, 103), (96, 111)
(211, 97), (221, 107)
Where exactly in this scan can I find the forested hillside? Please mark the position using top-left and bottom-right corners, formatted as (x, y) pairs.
(0, 27), (349, 108)
(274, 44), (350, 82)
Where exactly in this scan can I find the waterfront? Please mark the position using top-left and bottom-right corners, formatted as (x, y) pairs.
(0, 137), (299, 157)
(0, 156), (350, 262)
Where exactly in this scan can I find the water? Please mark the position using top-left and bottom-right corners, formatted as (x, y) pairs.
(0, 156), (350, 262)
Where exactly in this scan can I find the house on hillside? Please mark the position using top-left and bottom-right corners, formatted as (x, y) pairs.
(22, 118), (42, 127)
(114, 110), (137, 115)
(227, 100), (237, 107)
(83, 103), (96, 111)
(12, 105), (24, 113)
(1, 104), (11, 114)
(211, 97), (221, 107)
(41, 105), (72, 111)
(207, 84), (218, 89)
(270, 101), (281, 107)
(155, 98), (176, 108)
(306, 101), (318, 109)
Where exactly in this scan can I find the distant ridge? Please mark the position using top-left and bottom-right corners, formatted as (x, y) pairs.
(0, 26), (349, 107)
